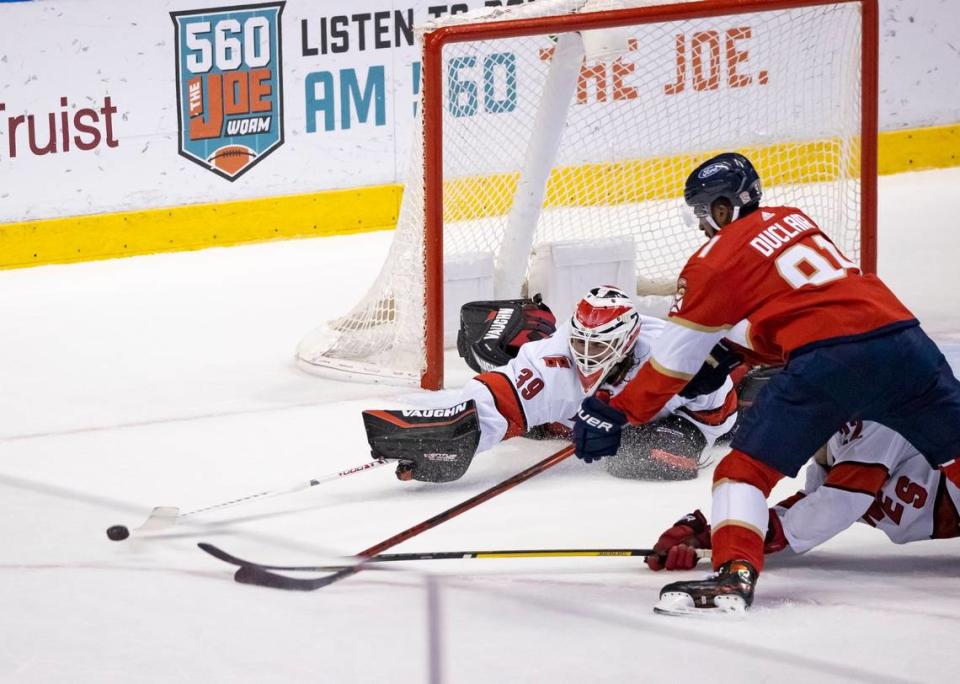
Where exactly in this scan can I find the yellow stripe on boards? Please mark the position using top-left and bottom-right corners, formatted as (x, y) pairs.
(443, 139), (855, 221)
(878, 123), (960, 174)
(0, 186), (401, 270)
(0, 122), (957, 270)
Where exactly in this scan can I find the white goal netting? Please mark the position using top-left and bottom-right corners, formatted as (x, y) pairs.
(298, 0), (867, 387)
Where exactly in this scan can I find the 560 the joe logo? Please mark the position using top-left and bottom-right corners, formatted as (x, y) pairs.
(172, 2), (285, 181)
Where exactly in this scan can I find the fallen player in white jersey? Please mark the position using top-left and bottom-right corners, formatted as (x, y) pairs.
(362, 286), (740, 483)
(646, 420), (960, 581)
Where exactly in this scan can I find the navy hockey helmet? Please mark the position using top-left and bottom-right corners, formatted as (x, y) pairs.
(684, 153), (762, 230)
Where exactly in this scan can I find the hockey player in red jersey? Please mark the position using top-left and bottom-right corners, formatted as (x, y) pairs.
(645, 420), (960, 573)
(571, 152), (960, 615)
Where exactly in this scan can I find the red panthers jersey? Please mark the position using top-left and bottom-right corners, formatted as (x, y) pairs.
(611, 206), (916, 424)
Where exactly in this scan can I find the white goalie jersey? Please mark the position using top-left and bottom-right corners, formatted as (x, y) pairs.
(776, 420), (960, 553)
(460, 314), (738, 454)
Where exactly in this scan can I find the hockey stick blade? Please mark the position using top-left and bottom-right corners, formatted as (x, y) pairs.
(234, 563), (361, 591)
(135, 506), (180, 533)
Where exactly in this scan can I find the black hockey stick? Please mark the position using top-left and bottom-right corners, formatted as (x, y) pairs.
(197, 541), (703, 572)
(202, 444), (576, 591)
(372, 547), (710, 562)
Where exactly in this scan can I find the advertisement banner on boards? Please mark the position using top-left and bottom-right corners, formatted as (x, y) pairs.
(171, 2), (286, 181)
(0, 0), (957, 224)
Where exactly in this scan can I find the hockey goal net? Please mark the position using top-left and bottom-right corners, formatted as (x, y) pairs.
(298, 0), (878, 389)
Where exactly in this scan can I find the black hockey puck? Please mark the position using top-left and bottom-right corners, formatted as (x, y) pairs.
(106, 525), (130, 541)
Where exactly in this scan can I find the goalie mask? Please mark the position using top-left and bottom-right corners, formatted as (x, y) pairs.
(569, 286), (641, 395)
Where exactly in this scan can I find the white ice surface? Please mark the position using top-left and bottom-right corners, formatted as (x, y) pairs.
(2, 168), (960, 683)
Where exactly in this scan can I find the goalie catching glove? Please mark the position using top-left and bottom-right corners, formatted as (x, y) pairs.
(457, 294), (557, 373)
(362, 400), (481, 483)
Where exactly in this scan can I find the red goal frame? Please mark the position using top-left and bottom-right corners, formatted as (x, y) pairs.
(419, 0), (879, 389)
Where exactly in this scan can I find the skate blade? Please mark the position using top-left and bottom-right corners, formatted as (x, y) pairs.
(653, 591), (747, 618)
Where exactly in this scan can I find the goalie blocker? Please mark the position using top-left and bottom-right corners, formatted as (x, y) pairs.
(363, 401), (481, 482)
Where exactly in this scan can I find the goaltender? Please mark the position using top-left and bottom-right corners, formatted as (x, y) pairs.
(363, 286), (741, 484)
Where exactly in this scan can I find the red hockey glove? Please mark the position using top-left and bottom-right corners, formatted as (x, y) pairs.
(645, 509), (711, 571)
(764, 508), (789, 554)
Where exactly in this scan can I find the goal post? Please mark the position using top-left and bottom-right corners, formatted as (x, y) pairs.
(297, 0), (879, 390)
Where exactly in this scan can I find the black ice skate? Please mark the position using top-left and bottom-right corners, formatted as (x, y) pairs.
(654, 560), (757, 617)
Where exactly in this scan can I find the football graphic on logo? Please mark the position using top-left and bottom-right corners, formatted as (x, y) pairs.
(208, 145), (257, 177)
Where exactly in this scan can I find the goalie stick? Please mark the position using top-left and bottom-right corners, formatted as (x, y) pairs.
(121, 458), (388, 537)
(198, 541), (711, 571)
(200, 444), (576, 590)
